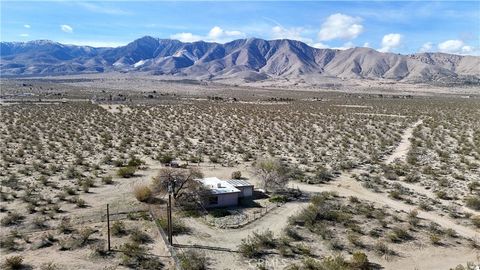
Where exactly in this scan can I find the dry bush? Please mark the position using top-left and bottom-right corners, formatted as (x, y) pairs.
(2, 255), (24, 270)
(133, 184), (152, 202)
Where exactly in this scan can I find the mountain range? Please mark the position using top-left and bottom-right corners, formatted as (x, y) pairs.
(1, 36), (479, 83)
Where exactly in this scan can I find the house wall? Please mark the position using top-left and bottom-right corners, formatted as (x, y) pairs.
(207, 192), (239, 208)
(237, 186), (253, 198)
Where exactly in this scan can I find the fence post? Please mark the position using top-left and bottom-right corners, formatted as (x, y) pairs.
(107, 204), (111, 251)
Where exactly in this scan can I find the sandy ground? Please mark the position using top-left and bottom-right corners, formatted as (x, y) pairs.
(99, 104), (132, 114)
(385, 119), (423, 164)
(175, 119), (479, 270)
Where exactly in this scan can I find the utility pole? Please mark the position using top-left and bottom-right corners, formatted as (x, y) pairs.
(167, 180), (174, 245)
(106, 204), (111, 251)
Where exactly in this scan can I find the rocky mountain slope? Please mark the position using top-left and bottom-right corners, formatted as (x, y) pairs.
(1, 36), (479, 83)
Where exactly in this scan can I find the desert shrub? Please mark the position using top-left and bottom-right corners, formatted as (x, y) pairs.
(33, 216), (48, 229)
(157, 153), (174, 164)
(157, 217), (191, 235)
(471, 215), (480, 228)
(408, 209), (420, 226)
(130, 228), (152, 244)
(0, 235), (17, 251)
(90, 241), (109, 257)
(451, 262), (477, 270)
(2, 255), (24, 270)
(374, 241), (393, 257)
(112, 220), (127, 236)
(328, 238), (344, 250)
(289, 256), (350, 270)
(435, 190), (450, 200)
(350, 251), (369, 270)
(127, 156), (144, 167)
(404, 174), (420, 183)
(40, 262), (59, 270)
(178, 250), (208, 270)
(419, 200), (432, 211)
(231, 171), (242, 179)
(347, 232), (363, 247)
(292, 243), (311, 256)
(445, 228), (458, 238)
(467, 181), (480, 193)
(284, 226), (302, 240)
(430, 233), (442, 245)
(269, 194), (288, 203)
(32, 233), (55, 249)
(120, 241), (146, 267)
(388, 226), (410, 242)
(1, 212), (24, 226)
(101, 176), (113, 185)
(238, 230), (276, 258)
(133, 185), (152, 202)
(75, 227), (95, 247)
(74, 197), (87, 208)
(139, 258), (164, 269)
(57, 218), (74, 234)
(388, 190), (402, 200)
(117, 166), (136, 178)
(156, 217), (190, 235)
(465, 196), (480, 210)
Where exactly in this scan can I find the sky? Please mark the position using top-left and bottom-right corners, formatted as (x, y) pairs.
(1, 1), (479, 55)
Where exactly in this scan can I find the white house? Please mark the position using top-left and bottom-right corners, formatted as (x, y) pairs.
(197, 177), (254, 208)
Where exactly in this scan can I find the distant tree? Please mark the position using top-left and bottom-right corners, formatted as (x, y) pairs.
(253, 158), (289, 193)
(151, 168), (206, 204)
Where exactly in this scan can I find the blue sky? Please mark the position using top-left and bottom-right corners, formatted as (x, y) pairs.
(1, 1), (479, 55)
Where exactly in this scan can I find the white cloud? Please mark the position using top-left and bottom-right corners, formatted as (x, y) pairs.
(333, 41), (355, 50)
(171, 26), (245, 43)
(362, 42), (370, 48)
(419, 42), (433, 52)
(61, 24), (73, 33)
(207, 26), (245, 42)
(20, 33), (29, 37)
(437, 39), (474, 54)
(271, 26), (312, 43)
(170, 32), (203, 42)
(78, 2), (130, 15)
(24, 24), (31, 29)
(318, 13), (364, 41)
(379, 33), (402, 52)
(311, 42), (329, 49)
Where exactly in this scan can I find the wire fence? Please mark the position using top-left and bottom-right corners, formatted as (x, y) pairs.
(207, 202), (284, 229)
(1, 205), (148, 237)
(148, 205), (182, 270)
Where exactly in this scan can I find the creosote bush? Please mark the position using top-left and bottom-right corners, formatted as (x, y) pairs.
(117, 166), (136, 178)
(179, 250), (209, 270)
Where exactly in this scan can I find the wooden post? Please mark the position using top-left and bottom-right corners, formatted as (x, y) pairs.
(107, 204), (111, 251)
(167, 192), (173, 245)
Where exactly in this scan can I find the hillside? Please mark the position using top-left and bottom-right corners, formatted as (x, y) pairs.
(1, 37), (479, 84)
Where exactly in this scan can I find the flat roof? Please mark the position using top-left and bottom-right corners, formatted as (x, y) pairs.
(197, 177), (240, 195)
(226, 179), (254, 187)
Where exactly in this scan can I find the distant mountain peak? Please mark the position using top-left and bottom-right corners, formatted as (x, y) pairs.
(1, 37), (478, 84)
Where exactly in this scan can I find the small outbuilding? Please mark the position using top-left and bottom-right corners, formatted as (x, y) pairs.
(197, 177), (254, 208)
(226, 179), (254, 198)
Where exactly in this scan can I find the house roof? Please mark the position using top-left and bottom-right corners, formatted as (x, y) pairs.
(226, 179), (254, 187)
(197, 177), (240, 195)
